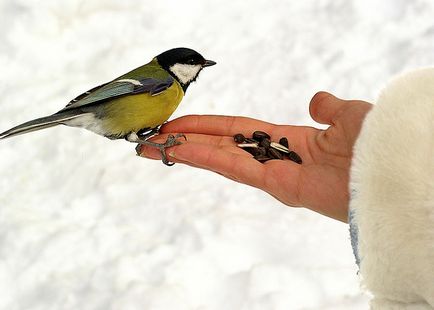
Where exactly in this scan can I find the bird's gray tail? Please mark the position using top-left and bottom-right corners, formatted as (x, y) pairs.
(0, 111), (83, 139)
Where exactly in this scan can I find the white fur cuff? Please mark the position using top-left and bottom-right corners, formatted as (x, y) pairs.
(349, 68), (434, 309)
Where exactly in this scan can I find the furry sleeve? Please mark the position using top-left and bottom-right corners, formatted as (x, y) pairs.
(349, 68), (434, 309)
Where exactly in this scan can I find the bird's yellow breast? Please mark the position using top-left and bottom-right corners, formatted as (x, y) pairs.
(100, 81), (184, 137)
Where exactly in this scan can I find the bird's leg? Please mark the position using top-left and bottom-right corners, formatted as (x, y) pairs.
(126, 132), (187, 166)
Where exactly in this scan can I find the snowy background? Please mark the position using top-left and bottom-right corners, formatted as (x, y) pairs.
(1, 0), (434, 309)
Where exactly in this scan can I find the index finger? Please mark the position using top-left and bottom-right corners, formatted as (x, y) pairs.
(161, 115), (276, 137)
(161, 114), (317, 156)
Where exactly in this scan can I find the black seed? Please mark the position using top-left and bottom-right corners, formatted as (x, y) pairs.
(233, 133), (245, 143)
(239, 147), (255, 156)
(244, 138), (258, 144)
(278, 150), (287, 158)
(246, 146), (268, 157)
(257, 147), (267, 156)
(268, 148), (283, 160)
(252, 131), (271, 142)
(279, 137), (289, 149)
(245, 147), (261, 156)
(254, 155), (272, 163)
(260, 138), (271, 149)
(235, 131), (297, 165)
(288, 151), (302, 164)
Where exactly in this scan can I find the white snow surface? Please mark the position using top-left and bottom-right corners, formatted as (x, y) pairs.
(0, 1), (433, 309)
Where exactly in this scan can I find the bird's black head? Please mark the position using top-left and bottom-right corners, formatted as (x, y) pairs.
(156, 47), (216, 92)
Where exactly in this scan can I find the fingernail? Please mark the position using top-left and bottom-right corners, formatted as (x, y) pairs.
(168, 151), (176, 158)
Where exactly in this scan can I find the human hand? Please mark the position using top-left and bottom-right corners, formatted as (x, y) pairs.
(137, 92), (372, 222)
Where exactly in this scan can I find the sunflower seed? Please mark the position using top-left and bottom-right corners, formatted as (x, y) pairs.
(252, 131), (271, 141)
(288, 151), (302, 164)
(268, 148), (283, 160)
(279, 137), (289, 148)
(245, 138), (258, 144)
(270, 142), (289, 153)
(233, 133), (245, 143)
(260, 138), (271, 148)
(246, 146), (267, 157)
(234, 131), (302, 164)
(237, 143), (258, 148)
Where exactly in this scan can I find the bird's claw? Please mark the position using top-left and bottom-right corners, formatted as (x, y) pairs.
(134, 133), (187, 166)
(158, 133), (187, 166)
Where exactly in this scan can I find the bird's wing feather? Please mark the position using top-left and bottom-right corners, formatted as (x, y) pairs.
(62, 76), (174, 110)
(66, 82), (110, 106)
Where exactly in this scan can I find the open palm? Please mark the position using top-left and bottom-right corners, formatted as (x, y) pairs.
(138, 92), (372, 222)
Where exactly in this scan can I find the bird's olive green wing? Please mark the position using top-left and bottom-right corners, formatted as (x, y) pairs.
(62, 76), (174, 111)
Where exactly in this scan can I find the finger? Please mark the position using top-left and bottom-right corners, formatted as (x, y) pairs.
(151, 133), (236, 147)
(142, 144), (250, 162)
(309, 92), (348, 125)
(139, 139), (267, 189)
(172, 142), (303, 205)
(138, 129), (316, 165)
(137, 137), (303, 203)
(160, 115), (314, 154)
(160, 115), (276, 137)
(168, 141), (268, 189)
(265, 125), (317, 154)
(137, 133), (251, 159)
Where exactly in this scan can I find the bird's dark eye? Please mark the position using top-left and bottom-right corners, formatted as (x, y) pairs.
(187, 59), (195, 65)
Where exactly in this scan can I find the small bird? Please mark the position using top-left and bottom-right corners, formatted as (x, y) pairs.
(0, 47), (216, 165)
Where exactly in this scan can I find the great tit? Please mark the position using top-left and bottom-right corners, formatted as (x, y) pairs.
(0, 47), (216, 165)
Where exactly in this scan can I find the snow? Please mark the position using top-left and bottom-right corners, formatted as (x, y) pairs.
(0, 0), (433, 309)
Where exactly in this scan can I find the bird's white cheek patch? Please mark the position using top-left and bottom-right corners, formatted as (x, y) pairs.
(169, 64), (202, 84)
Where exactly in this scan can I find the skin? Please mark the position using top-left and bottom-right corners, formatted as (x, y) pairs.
(138, 92), (373, 222)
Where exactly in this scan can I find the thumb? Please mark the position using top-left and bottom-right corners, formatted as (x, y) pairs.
(309, 91), (348, 125)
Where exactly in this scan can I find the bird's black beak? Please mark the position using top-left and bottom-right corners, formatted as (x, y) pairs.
(203, 60), (217, 67)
